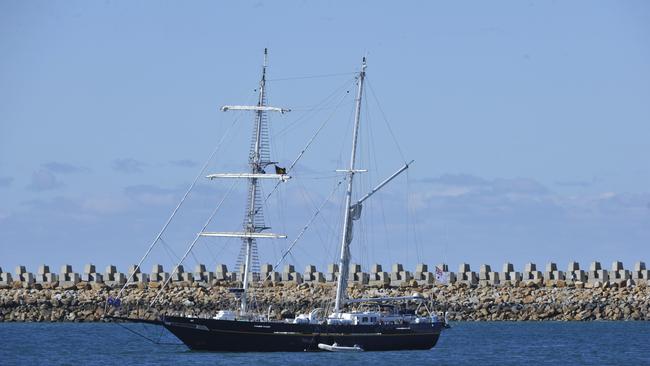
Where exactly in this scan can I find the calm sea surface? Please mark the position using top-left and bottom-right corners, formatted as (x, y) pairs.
(1, 322), (649, 365)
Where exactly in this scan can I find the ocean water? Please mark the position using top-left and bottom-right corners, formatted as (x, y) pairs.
(0, 322), (648, 365)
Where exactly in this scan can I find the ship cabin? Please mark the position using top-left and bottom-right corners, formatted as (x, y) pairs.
(327, 311), (381, 325)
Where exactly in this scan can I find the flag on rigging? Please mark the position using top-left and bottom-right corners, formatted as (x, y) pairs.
(274, 165), (287, 175)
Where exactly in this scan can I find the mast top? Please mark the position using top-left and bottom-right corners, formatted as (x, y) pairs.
(264, 48), (268, 68)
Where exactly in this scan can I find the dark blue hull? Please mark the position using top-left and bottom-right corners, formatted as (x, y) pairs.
(162, 316), (444, 352)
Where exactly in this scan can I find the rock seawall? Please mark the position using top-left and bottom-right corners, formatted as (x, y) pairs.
(1, 281), (648, 322)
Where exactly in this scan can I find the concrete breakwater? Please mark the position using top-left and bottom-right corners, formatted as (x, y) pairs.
(0, 259), (649, 322)
(1, 281), (649, 322)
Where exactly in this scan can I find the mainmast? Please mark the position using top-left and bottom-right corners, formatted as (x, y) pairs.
(201, 49), (290, 316)
(333, 57), (367, 314)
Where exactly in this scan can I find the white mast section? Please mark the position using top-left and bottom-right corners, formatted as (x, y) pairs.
(206, 173), (290, 181)
(333, 57), (367, 314)
(221, 105), (290, 113)
(355, 160), (414, 205)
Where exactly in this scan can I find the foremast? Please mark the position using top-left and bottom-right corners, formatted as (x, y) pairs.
(333, 57), (367, 314)
(202, 49), (290, 316)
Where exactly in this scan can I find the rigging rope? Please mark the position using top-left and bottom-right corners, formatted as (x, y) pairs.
(366, 78), (407, 163)
(115, 115), (241, 300)
(149, 180), (238, 307)
(251, 85), (352, 219)
(267, 71), (356, 82)
(114, 322), (182, 346)
(260, 176), (346, 282)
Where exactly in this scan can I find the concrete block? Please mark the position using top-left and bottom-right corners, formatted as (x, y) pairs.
(567, 261), (580, 272)
(524, 263), (537, 272)
(261, 271), (280, 282)
(371, 264), (383, 273)
(458, 263), (470, 273)
(325, 272), (338, 283)
(392, 263), (404, 273)
(170, 266), (185, 282)
(37, 273), (58, 284)
(60, 265), (73, 274)
(546, 262), (558, 272)
(149, 265), (169, 282)
(15, 266), (27, 275)
(134, 273), (149, 283)
(446, 272), (457, 284)
(128, 265), (141, 275)
(81, 273), (103, 283)
(479, 264), (491, 273)
(634, 261), (646, 272)
(349, 263), (362, 274)
(283, 264), (296, 273)
(589, 261), (602, 272)
(215, 264), (228, 274)
(588, 270), (609, 283)
(416, 272), (434, 285)
(181, 273), (194, 282)
(502, 262), (514, 273)
(104, 272), (126, 287)
(281, 271), (303, 283)
(349, 272), (369, 285)
(524, 271), (542, 281)
(23, 272), (36, 285)
(568, 270), (586, 282)
(611, 269), (630, 281)
(611, 261), (624, 272)
(488, 272), (500, 285)
(400, 271), (413, 281)
(369, 272), (390, 286)
(328, 263), (339, 274)
(194, 271), (213, 283)
(84, 264), (96, 274)
(303, 271), (325, 283)
(194, 264), (207, 274)
(304, 265), (317, 274)
(456, 271), (477, 285)
(36, 265), (58, 284)
(0, 272), (14, 286)
(260, 263), (273, 274)
(60, 273), (80, 287)
(416, 263), (428, 273)
(151, 264), (163, 274)
(509, 272), (522, 282)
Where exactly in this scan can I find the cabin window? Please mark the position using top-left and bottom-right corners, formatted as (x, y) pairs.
(362, 317), (368, 323)
(371, 317), (376, 322)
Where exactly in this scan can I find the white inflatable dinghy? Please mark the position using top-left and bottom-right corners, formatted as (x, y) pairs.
(317, 343), (364, 352)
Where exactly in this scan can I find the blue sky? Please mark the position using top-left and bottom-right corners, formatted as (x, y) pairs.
(1, 1), (649, 275)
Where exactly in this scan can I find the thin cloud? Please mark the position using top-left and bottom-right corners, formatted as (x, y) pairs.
(0, 176), (13, 187)
(124, 184), (176, 206)
(42, 162), (90, 174)
(112, 158), (147, 174)
(27, 170), (64, 191)
(169, 159), (198, 168)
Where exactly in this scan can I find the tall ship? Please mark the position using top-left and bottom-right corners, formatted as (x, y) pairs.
(109, 50), (446, 352)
